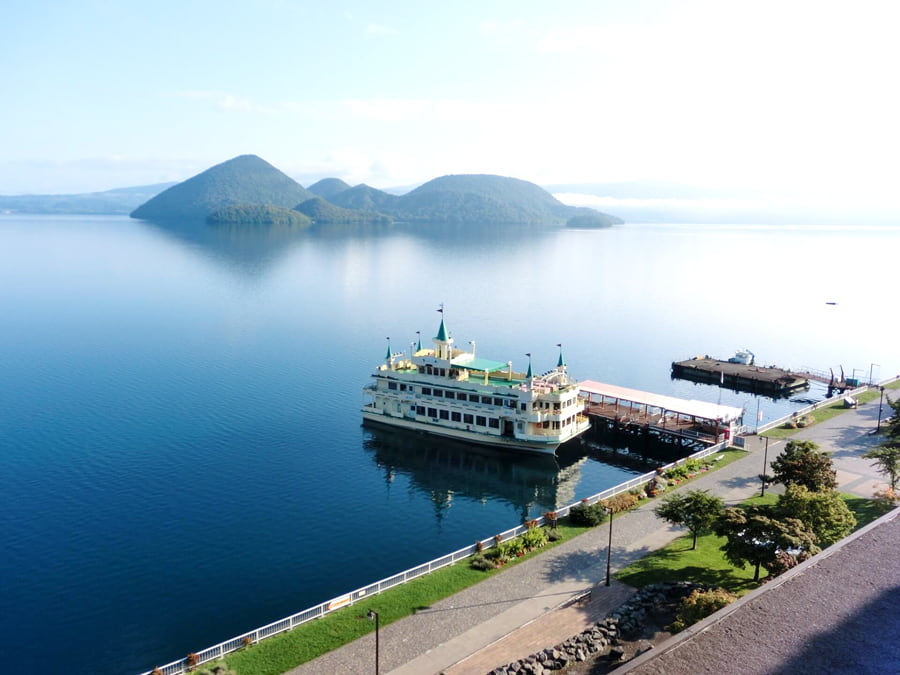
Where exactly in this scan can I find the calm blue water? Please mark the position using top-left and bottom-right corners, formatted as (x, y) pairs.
(1, 215), (897, 674)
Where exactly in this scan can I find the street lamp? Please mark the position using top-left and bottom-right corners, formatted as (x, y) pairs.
(605, 506), (614, 587)
(367, 609), (380, 675)
(877, 387), (886, 432)
(761, 436), (770, 496)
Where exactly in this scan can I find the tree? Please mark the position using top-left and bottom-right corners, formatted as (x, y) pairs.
(775, 484), (856, 546)
(862, 445), (900, 491)
(769, 440), (837, 492)
(879, 395), (900, 443)
(654, 489), (725, 550)
(714, 505), (820, 581)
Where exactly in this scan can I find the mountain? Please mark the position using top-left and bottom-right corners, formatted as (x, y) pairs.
(327, 184), (402, 212)
(131, 155), (313, 221)
(294, 197), (392, 225)
(0, 183), (175, 215)
(307, 177), (351, 200)
(392, 174), (621, 226)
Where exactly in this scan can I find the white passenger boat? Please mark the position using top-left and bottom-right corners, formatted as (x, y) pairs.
(362, 313), (590, 454)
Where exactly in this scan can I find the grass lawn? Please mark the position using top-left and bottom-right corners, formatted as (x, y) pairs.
(763, 379), (899, 440)
(615, 491), (880, 596)
(199, 523), (588, 675)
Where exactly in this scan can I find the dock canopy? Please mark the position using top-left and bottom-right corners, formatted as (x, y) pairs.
(578, 380), (743, 423)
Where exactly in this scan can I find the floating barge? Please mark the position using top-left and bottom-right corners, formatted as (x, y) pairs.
(671, 356), (809, 396)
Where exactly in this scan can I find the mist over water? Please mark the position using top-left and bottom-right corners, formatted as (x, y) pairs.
(1, 215), (896, 674)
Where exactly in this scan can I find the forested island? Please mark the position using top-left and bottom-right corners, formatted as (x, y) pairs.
(127, 155), (622, 228)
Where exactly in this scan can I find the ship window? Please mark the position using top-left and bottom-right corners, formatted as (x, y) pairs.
(428, 407), (438, 417)
(439, 410), (449, 420)
(463, 413), (474, 424)
(422, 387), (432, 396)
(433, 389), (444, 397)
(476, 415), (487, 426)
(444, 391), (455, 400)
(493, 397), (503, 406)
(400, 384), (407, 391)
(520, 403), (527, 412)
(542, 421), (550, 428)
(481, 396), (492, 405)
(426, 365), (433, 375)
(451, 411), (461, 422)
(388, 382), (398, 390)
(416, 406), (425, 416)
(438, 368), (445, 376)
(469, 394), (480, 402)
(488, 418), (500, 429)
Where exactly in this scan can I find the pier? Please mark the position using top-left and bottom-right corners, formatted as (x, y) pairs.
(578, 380), (744, 446)
(671, 356), (809, 396)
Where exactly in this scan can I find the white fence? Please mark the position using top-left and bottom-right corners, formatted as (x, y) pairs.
(139, 439), (730, 675)
(755, 376), (898, 435)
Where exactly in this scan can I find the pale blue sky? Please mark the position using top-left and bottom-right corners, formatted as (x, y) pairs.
(2, 0), (898, 207)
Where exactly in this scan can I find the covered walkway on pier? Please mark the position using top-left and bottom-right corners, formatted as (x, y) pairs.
(578, 380), (744, 444)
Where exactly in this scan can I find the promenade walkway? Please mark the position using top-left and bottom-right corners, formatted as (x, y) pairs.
(287, 398), (890, 675)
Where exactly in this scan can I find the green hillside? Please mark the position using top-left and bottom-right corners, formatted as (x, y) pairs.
(207, 204), (312, 227)
(565, 210), (619, 228)
(393, 174), (617, 225)
(294, 197), (391, 225)
(131, 155), (313, 221)
(307, 178), (351, 200)
(327, 184), (402, 212)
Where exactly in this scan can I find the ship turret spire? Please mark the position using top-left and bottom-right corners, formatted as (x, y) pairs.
(385, 337), (392, 362)
(526, 353), (533, 380)
(557, 343), (565, 370)
(433, 305), (453, 360)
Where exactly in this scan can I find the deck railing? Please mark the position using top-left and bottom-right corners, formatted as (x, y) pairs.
(137, 438), (731, 675)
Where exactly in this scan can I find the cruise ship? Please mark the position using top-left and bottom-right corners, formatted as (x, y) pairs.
(362, 313), (590, 454)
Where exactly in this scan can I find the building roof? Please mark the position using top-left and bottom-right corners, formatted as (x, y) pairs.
(578, 380), (743, 423)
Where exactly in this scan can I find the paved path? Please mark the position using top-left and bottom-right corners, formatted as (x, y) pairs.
(287, 396), (890, 675)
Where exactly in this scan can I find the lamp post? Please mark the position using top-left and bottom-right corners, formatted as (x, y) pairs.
(367, 609), (380, 675)
(605, 506), (614, 587)
(877, 386), (885, 432)
(761, 436), (770, 497)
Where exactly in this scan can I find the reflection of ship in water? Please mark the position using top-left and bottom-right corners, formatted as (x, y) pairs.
(362, 426), (588, 523)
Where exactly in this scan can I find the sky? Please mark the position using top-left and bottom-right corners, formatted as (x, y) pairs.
(2, 0), (899, 209)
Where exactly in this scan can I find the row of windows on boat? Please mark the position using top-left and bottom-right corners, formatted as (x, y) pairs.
(412, 406), (577, 430)
(385, 381), (577, 411)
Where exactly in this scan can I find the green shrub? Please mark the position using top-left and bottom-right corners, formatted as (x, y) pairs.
(605, 492), (639, 513)
(669, 588), (737, 632)
(521, 523), (548, 550)
(547, 527), (563, 542)
(569, 500), (607, 527)
(470, 553), (494, 571)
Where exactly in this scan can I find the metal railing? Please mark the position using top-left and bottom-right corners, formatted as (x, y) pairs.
(137, 438), (731, 675)
(755, 376), (898, 435)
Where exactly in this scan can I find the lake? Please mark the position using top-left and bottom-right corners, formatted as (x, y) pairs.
(1, 214), (896, 674)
